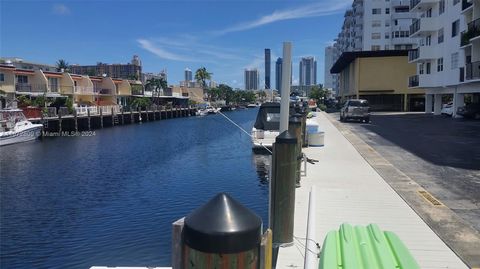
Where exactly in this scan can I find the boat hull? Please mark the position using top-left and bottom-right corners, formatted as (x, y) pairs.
(0, 125), (43, 146)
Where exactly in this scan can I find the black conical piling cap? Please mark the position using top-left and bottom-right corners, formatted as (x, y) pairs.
(183, 193), (262, 254)
(275, 130), (297, 144)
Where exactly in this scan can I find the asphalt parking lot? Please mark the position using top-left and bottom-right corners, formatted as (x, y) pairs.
(332, 112), (480, 232)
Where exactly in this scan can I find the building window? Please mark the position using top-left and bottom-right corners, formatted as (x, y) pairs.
(437, 58), (444, 72)
(385, 45), (390, 50)
(419, 63), (425, 74)
(438, 28), (444, 44)
(451, 53), (459, 69)
(372, 33), (381, 39)
(439, 0), (445, 14)
(372, 8), (381, 14)
(385, 20), (390, 27)
(394, 19), (398, 25)
(395, 7), (409, 12)
(426, 35), (431, 46)
(386, 8), (390, 14)
(426, 8), (432, 17)
(17, 75), (28, 84)
(452, 20), (460, 37)
(372, 20), (381, 27)
(453, 0), (460, 4)
(371, 45), (381, 50)
(385, 33), (390, 39)
(0, 73), (4, 82)
(426, 62), (431, 74)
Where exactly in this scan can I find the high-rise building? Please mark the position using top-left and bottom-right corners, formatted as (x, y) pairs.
(275, 57), (283, 94)
(324, 46), (337, 94)
(264, 49), (271, 89)
(70, 55), (142, 80)
(408, 0), (480, 117)
(299, 57), (317, 86)
(184, 68), (193, 82)
(244, 69), (259, 91)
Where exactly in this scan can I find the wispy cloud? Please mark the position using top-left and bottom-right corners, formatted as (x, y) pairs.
(52, 4), (70, 15)
(137, 39), (193, 62)
(212, 0), (351, 35)
(137, 36), (245, 63)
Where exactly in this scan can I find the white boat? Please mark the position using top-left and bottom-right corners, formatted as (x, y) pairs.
(196, 109), (208, 116)
(251, 102), (294, 149)
(0, 109), (43, 146)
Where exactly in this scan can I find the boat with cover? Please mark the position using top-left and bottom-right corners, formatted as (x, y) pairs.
(0, 109), (43, 146)
(251, 102), (295, 149)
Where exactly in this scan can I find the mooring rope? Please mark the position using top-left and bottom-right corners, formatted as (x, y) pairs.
(217, 110), (273, 154)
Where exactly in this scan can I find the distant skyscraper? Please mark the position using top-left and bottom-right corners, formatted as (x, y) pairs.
(275, 57), (282, 94)
(184, 68), (192, 82)
(299, 57), (317, 86)
(244, 69), (259, 91)
(324, 46), (335, 90)
(264, 49), (271, 89)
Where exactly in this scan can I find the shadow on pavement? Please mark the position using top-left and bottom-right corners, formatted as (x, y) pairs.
(350, 113), (480, 170)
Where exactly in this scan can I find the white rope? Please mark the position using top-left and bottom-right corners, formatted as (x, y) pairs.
(217, 110), (273, 154)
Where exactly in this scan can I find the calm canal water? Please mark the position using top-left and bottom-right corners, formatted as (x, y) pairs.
(0, 108), (270, 269)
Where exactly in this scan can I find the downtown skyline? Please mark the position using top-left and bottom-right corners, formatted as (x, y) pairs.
(0, 0), (351, 89)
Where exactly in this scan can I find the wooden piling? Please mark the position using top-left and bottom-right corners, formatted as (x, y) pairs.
(58, 113), (62, 133)
(87, 108), (91, 131)
(121, 108), (125, 125)
(111, 107), (115, 126)
(172, 217), (185, 269)
(100, 108), (104, 128)
(74, 110), (78, 132)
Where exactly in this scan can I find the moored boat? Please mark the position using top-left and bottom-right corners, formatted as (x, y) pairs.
(251, 102), (295, 149)
(0, 109), (43, 146)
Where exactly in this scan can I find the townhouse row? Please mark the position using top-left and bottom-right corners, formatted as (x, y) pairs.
(0, 65), (197, 111)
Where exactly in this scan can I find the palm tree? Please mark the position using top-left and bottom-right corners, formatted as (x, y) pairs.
(56, 59), (69, 72)
(145, 77), (168, 105)
(195, 67), (212, 101)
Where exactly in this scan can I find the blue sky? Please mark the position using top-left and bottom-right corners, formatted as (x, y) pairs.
(1, 0), (350, 89)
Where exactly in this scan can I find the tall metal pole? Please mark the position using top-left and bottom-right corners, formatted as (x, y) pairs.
(279, 42), (292, 133)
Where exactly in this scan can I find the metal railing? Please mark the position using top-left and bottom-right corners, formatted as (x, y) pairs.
(15, 83), (47, 93)
(462, 0), (472, 10)
(408, 49), (419, 61)
(48, 83), (59, 93)
(408, 75), (419, 87)
(461, 18), (480, 46)
(410, 18), (420, 35)
(75, 105), (120, 115)
(466, 61), (480, 80)
(410, 0), (421, 10)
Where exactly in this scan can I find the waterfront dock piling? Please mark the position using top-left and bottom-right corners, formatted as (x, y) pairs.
(172, 193), (264, 269)
(270, 131), (298, 247)
(288, 115), (303, 187)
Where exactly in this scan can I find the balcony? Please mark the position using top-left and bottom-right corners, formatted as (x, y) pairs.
(391, 0), (410, 7)
(465, 61), (480, 80)
(48, 83), (59, 93)
(74, 86), (94, 95)
(97, 88), (114, 95)
(462, 0), (472, 11)
(408, 75), (419, 87)
(408, 49), (419, 61)
(391, 37), (414, 45)
(60, 85), (74, 94)
(15, 83), (47, 93)
(410, 17), (439, 37)
(460, 18), (480, 46)
(410, 0), (439, 11)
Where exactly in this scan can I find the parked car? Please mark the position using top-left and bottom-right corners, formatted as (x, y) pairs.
(340, 99), (370, 123)
(441, 102), (454, 116)
(457, 103), (480, 119)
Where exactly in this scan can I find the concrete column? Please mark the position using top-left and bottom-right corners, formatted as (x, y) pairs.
(403, 94), (408, 112)
(425, 94), (433, 113)
(453, 92), (464, 118)
(433, 94), (442, 115)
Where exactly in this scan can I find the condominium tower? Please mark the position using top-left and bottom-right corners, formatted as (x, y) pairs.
(299, 57), (317, 86)
(275, 57), (282, 94)
(244, 69), (259, 91)
(265, 49), (271, 89)
(184, 68), (192, 82)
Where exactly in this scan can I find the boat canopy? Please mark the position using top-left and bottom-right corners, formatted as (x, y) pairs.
(254, 102), (296, 131)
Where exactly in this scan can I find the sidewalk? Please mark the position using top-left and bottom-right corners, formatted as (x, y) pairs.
(276, 112), (469, 269)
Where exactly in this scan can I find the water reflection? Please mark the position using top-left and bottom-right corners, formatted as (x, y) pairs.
(252, 153), (271, 185)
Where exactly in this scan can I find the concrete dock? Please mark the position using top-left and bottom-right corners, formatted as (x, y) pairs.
(276, 112), (469, 269)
